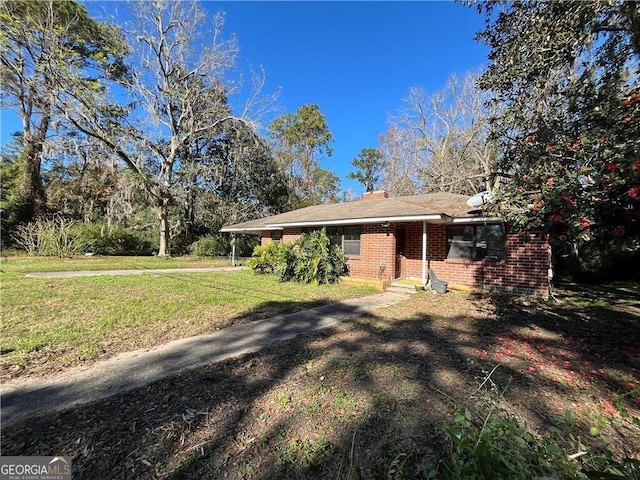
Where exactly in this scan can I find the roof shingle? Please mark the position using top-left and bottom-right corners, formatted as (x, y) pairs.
(220, 192), (480, 232)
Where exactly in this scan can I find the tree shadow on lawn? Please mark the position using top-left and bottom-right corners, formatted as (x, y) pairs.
(2, 290), (639, 479)
(468, 284), (640, 455)
(557, 279), (640, 305)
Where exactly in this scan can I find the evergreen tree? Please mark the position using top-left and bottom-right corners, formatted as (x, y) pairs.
(473, 0), (640, 271)
(348, 148), (385, 192)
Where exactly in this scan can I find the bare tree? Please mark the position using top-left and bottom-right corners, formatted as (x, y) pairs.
(380, 72), (499, 196)
(378, 125), (421, 196)
(65, 1), (273, 255)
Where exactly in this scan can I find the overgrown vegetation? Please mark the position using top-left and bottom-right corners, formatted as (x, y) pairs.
(13, 216), (90, 257)
(248, 229), (348, 284)
(10, 217), (156, 257)
(434, 378), (640, 480)
(4, 216), (262, 258)
(190, 234), (258, 258)
(190, 235), (227, 257)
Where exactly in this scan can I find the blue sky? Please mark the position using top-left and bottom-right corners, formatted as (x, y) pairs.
(0, 1), (489, 196)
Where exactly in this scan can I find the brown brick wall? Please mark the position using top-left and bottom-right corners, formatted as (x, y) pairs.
(260, 223), (549, 297)
(401, 224), (549, 298)
(347, 224), (396, 279)
(282, 228), (302, 244)
(260, 228), (302, 246)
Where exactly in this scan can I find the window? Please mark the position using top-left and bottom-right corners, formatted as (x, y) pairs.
(303, 226), (361, 256)
(270, 231), (282, 243)
(338, 226), (361, 256)
(447, 224), (506, 261)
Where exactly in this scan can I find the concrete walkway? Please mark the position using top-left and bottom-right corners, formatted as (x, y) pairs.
(1, 290), (410, 427)
(25, 266), (245, 279)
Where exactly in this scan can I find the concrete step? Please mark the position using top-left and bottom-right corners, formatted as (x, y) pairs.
(386, 286), (416, 295)
(386, 282), (423, 294)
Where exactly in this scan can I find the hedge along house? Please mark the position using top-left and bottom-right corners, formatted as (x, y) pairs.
(221, 191), (551, 298)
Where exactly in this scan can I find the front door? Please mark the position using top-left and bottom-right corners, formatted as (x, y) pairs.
(395, 227), (406, 278)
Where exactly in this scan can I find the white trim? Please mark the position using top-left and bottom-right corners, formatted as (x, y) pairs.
(220, 213), (492, 232)
(451, 216), (502, 224)
(219, 226), (283, 233)
(267, 214), (447, 228)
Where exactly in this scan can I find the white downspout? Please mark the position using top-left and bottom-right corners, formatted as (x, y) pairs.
(422, 221), (427, 287)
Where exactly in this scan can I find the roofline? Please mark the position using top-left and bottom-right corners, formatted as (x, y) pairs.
(452, 216), (502, 224)
(219, 226), (283, 233)
(220, 214), (502, 233)
(267, 214), (449, 228)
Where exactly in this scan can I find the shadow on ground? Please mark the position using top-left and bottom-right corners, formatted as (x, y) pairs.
(2, 284), (639, 479)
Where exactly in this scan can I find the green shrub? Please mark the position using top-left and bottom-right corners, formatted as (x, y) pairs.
(430, 378), (640, 480)
(235, 234), (260, 257)
(247, 241), (290, 276)
(187, 234), (258, 258)
(553, 239), (640, 283)
(435, 406), (581, 480)
(1, 195), (34, 248)
(74, 222), (156, 256)
(191, 236), (225, 257)
(247, 229), (348, 284)
(292, 229), (348, 285)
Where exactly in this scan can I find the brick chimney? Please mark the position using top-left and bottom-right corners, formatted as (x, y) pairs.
(362, 190), (389, 199)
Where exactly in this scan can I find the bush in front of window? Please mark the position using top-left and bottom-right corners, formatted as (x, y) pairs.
(248, 228), (348, 284)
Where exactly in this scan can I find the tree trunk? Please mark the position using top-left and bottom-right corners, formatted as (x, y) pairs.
(156, 198), (170, 257)
(19, 137), (48, 220)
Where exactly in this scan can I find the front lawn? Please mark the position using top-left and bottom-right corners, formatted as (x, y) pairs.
(0, 257), (375, 380)
(1, 283), (638, 479)
(0, 254), (242, 273)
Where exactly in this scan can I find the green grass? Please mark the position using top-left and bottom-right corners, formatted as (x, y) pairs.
(0, 257), (376, 377)
(0, 254), (241, 273)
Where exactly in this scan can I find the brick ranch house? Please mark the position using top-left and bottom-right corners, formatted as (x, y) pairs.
(221, 191), (551, 298)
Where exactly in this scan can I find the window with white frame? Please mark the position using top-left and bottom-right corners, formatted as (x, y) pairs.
(447, 224), (506, 261)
